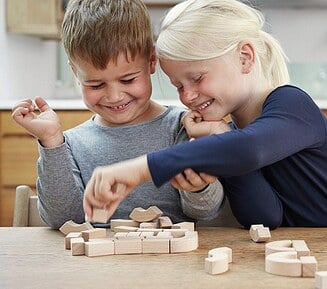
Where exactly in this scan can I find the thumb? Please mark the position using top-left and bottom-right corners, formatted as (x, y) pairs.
(34, 96), (51, 113)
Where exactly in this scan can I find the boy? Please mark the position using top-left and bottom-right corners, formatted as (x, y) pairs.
(12, 0), (224, 229)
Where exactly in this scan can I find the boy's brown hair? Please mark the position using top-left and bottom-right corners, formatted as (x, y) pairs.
(62, 0), (153, 69)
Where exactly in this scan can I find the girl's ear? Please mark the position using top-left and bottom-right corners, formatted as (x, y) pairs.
(238, 41), (255, 74)
(149, 47), (157, 74)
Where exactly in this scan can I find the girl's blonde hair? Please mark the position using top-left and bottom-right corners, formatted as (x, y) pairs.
(156, 0), (289, 86)
(62, 0), (153, 69)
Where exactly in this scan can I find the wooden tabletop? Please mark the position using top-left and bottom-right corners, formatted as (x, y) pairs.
(0, 227), (326, 289)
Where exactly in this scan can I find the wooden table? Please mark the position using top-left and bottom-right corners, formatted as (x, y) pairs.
(0, 227), (326, 289)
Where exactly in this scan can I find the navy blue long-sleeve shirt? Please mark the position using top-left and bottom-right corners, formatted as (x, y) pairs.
(148, 85), (327, 227)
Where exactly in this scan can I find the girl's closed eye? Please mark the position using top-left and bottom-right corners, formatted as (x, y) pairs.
(192, 75), (202, 83)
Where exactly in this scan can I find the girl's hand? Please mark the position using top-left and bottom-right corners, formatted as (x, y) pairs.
(83, 155), (151, 220)
(183, 110), (231, 138)
(12, 96), (64, 147)
(170, 168), (217, 192)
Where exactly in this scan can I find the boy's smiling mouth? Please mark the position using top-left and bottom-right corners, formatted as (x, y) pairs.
(105, 100), (133, 112)
(197, 99), (214, 111)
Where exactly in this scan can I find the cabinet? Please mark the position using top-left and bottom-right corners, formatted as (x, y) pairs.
(6, 0), (66, 39)
(0, 110), (93, 226)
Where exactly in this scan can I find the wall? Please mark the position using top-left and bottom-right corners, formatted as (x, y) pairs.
(0, 0), (57, 101)
(1, 1), (326, 102)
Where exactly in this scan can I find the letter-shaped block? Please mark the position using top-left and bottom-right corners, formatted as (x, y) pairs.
(205, 247), (232, 275)
(316, 271), (327, 289)
(266, 251), (302, 277)
(59, 220), (93, 235)
(129, 206), (163, 222)
(170, 231), (198, 253)
(85, 239), (115, 257)
(249, 224), (271, 243)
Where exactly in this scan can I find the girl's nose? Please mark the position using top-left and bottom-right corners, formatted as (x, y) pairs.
(182, 88), (199, 103)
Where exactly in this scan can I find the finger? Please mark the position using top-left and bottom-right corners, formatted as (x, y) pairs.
(34, 96), (51, 113)
(184, 168), (206, 187)
(199, 172), (217, 184)
(170, 177), (182, 190)
(173, 173), (193, 191)
(84, 177), (105, 218)
(103, 198), (122, 219)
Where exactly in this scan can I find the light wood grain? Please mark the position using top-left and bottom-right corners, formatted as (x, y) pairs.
(0, 226), (326, 289)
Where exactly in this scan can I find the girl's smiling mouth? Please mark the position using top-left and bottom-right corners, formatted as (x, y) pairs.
(105, 100), (133, 112)
(197, 99), (214, 111)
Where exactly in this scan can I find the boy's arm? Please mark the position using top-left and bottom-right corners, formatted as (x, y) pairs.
(37, 141), (85, 229)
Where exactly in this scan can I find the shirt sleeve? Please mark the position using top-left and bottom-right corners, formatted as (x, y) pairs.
(148, 86), (326, 187)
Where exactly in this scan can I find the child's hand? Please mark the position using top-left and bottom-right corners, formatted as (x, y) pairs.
(170, 168), (217, 192)
(83, 155), (151, 220)
(183, 110), (231, 138)
(12, 96), (64, 148)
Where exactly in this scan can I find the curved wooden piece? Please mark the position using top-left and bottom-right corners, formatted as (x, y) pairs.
(265, 251), (302, 277)
(129, 206), (163, 222)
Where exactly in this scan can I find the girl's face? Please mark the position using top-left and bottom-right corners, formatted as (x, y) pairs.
(72, 52), (157, 127)
(159, 50), (253, 121)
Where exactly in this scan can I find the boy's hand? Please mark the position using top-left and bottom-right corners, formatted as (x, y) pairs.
(183, 110), (231, 138)
(12, 96), (64, 148)
(83, 155), (151, 220)
(170, 168), (216, 192)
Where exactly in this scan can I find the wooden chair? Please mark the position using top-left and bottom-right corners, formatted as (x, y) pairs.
(13, 185), (47, 227)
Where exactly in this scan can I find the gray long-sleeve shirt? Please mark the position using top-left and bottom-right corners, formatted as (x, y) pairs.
(37, 106), (224, 229)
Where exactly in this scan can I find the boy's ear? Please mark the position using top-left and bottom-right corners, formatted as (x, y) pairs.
(238, 41), (255, 74)
(149, 49), (157, 74)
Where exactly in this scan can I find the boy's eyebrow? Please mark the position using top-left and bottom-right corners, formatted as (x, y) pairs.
(83, 71), (142, 83)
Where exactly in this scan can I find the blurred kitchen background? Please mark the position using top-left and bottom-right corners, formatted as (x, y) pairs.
(1, 0), (327, 107)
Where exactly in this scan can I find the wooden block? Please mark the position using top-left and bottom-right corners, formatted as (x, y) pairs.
(139, 220), (159, 229)
(315, 271), (327, 289)
(208, 247), (232, 263)
(139, 232), (155, 239)
(142, 238), (170, 254)
(113, 226), (139, 233)
(171, 222), (195, 232)
(126, 232), (142, 238)
(114, 232), (129, 239)
(110, 219), (140, 229)
(300, 256), (317, 277)
(250, 224), (271, 243)
(71, 237), (85, 256)
(85, 239), (115, 257)
(81, 228), (107, 241)
(170, 231), (198, 253)
(137, 228), (163, 233)
(114, 238), (142, 254)
(65, 232), (82, 250)
(158, 216), (173, 228)
(90, 208), (111, 224)
(129, 206), (163, 222)
(205, 253), (229, 275)
(59, 220), (93, 235)
(156, 231), (173, 239)
(162, 229), (188, 238)
(292, 240), (310, 257)
(265, 240), (294, 256)
(265, 251), (302, 277)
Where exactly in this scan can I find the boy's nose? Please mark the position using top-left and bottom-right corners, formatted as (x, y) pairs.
(104, 86), (123, 102)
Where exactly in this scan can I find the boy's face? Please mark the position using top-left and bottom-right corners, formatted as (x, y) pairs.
(71, 52), (157, 126)
(159, 49), (254, 122)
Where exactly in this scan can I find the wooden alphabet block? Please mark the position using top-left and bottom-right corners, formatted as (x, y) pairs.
(315, 271), (327, 289)
(265, 240), (294, 256)
(292, 240), (310, 258)
(129, 206), (163, 222)
(110, 219), (140, 229)
(300, 256), (317, 277)
(59, 220), (93, 235)
(142, 238), (170, 254)
(171, 222), (195, 232)
(85, 239), (115, 257)
(81, 228), (107, 241)
(71, 237), (85, 256)
(170, 231), (198, 253)
(158, 216), (173, 229)
(113, 226), (139, 233)
(205, 253), (229, 275)
(114, 238), (142, 254)
(249, 224), (271, 243)
(265, 251), (302, 277)
(139, 221), (159, 229)
(208, 247), (233, 263)
(90, 208), (111, 224)
(65, 232), (82, 250)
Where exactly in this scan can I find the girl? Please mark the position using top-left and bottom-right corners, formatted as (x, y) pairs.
(84, 0), (327, 227)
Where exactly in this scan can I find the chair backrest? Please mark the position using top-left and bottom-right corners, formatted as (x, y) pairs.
(13, 185), (47, 227)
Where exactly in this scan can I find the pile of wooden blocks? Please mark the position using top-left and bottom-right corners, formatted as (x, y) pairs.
(59, 206), (198, 257)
